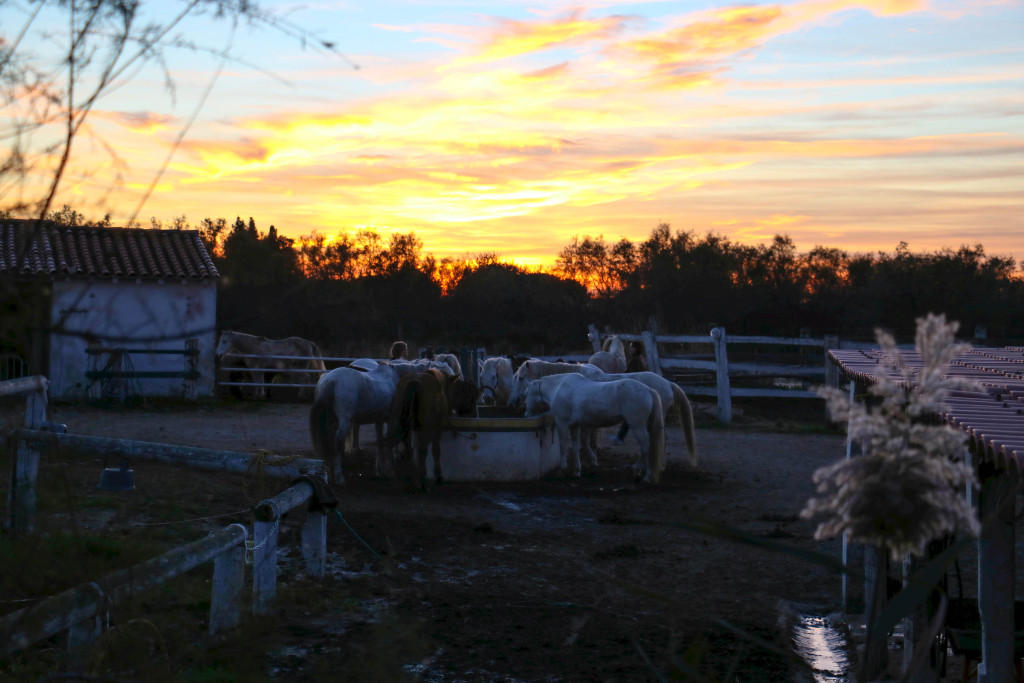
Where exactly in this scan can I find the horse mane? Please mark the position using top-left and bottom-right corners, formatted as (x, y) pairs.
(390, 341), (408, 360)
(602, 335), (625, 359)
(434, 352), (463, 378)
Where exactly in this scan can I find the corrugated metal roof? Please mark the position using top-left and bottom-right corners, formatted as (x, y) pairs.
(0, 221), (219, 280)
(829, 346), (1024, 469)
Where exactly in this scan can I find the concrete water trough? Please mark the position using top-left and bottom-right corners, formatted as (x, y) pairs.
(425, 406), (560, 481)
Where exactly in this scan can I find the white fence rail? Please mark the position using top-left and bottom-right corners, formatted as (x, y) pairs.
(0, 523), (249, 658)
(587, 324), (841, 422)
(216, 347), (489, 395)
(210, 325), (844, 423)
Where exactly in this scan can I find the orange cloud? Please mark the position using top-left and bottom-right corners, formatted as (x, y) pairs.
(450, 9), (631, 67)
(613, 0), (929, 88)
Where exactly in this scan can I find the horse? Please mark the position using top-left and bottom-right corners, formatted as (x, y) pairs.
(523, 373), (666, 483)
(311, 359), (460, 483)
(387, 369), (459, 490)
(451, 378), (481, 417)
(508, 359), (603, 408)
(576, 366), (697, 467)
(587, 334), (627, 374)
(477, 356), (515, 406)
(391, 359), (457, 376)
(309, 363), (404, 485)
(216, 330), (325, 400)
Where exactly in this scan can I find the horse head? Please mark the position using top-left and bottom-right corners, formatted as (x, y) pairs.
(450, 378), (480, 417)
(523, 380), (549, 417)
(214, 330), (233, 357)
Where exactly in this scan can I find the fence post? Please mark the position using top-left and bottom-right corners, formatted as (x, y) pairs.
(711, 327), (732, 423)
(641, 330), (662, 376)
(823, 335), (839, 388)
(252, 515), (280, 616)
(210, 524), (247, 634)
(252, 482), (314, 615)
(6, 377), (48, 535)
(300, 474), (328, 579)
(66, 583), (106, 663)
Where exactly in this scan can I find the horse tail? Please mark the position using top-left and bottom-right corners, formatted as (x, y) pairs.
(647, 390), (666, 484)
(309, 380), (334, 465)
(310, 342), (326, 372)
(671, 381), (698, 467)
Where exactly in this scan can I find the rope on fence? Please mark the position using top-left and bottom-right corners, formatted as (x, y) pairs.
(243, 449), (304, 502)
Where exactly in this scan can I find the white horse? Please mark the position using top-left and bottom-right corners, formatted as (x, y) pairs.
(508, 359), (603, 407)
(334, 358), (456, 460)
(434, 352), (463, 379)
(309, 364), (401, 485)
(587, 335), (627, 374)
(576, 366), (698, 467)
(524, 373), (666, 483)
(216, 330), (326, 400)
(477, 356), (515, 406)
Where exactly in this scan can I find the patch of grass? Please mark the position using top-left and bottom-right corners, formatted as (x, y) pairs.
(0, 532), (166, 603)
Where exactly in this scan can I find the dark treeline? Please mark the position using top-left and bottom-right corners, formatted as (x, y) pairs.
(43, 208), (1024, 353)
(557, 225), (1024, 344)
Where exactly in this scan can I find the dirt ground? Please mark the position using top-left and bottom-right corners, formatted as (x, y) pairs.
(2, 396), (868, 682)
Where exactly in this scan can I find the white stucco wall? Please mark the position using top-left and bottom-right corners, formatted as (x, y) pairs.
(49, 279), (217, 399)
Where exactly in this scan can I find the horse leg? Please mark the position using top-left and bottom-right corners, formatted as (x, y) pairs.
(631, 425), (652, 482)
(579, 427), (599, 471)
(555, 421), (572, 474)
(374, 421), (393, 478)
(349, 424), (361, 454)
(331, 419), (350, 485)
(432, 431), (444, 485)
(567, 424), (582, 478)
(253, 367), (266, 400)
(416, 432), (430, 491)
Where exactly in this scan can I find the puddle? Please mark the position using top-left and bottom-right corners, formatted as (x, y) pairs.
(781, 603), (853, 682)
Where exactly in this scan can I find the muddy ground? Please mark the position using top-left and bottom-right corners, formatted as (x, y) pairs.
(3, 397), (869, 681)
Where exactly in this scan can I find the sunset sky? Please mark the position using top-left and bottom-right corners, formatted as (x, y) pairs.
(9, 0), (1023, 266)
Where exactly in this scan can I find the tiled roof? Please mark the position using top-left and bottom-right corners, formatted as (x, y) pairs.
(829, 347), (1024, 470)
(0, 221), (219, 280)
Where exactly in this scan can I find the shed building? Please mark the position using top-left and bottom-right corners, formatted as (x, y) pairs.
(0, 221), (219, 399)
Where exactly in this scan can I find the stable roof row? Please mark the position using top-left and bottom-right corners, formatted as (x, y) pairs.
(829, 346), (1024, 470)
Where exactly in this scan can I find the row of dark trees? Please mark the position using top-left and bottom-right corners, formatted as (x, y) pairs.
(43, 208), (1024, 353)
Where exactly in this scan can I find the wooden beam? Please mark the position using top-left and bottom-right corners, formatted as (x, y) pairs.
(977, 461), (1020, 683)
(17, 430), (322, 480)
(711, 327), (732, 423)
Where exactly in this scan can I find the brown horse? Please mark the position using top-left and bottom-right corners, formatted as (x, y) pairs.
(387, 369), (458, 490)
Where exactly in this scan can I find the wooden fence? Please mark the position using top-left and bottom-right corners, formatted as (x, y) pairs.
(1, 376), (333, 660)
(586, 324), (842, 422)
(211, 326), (847, 423)
(86, 340), (200, 400)
(216, 346), (488, 396)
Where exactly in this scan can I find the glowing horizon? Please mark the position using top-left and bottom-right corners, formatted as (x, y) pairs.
(6, 0), (1023, 266)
